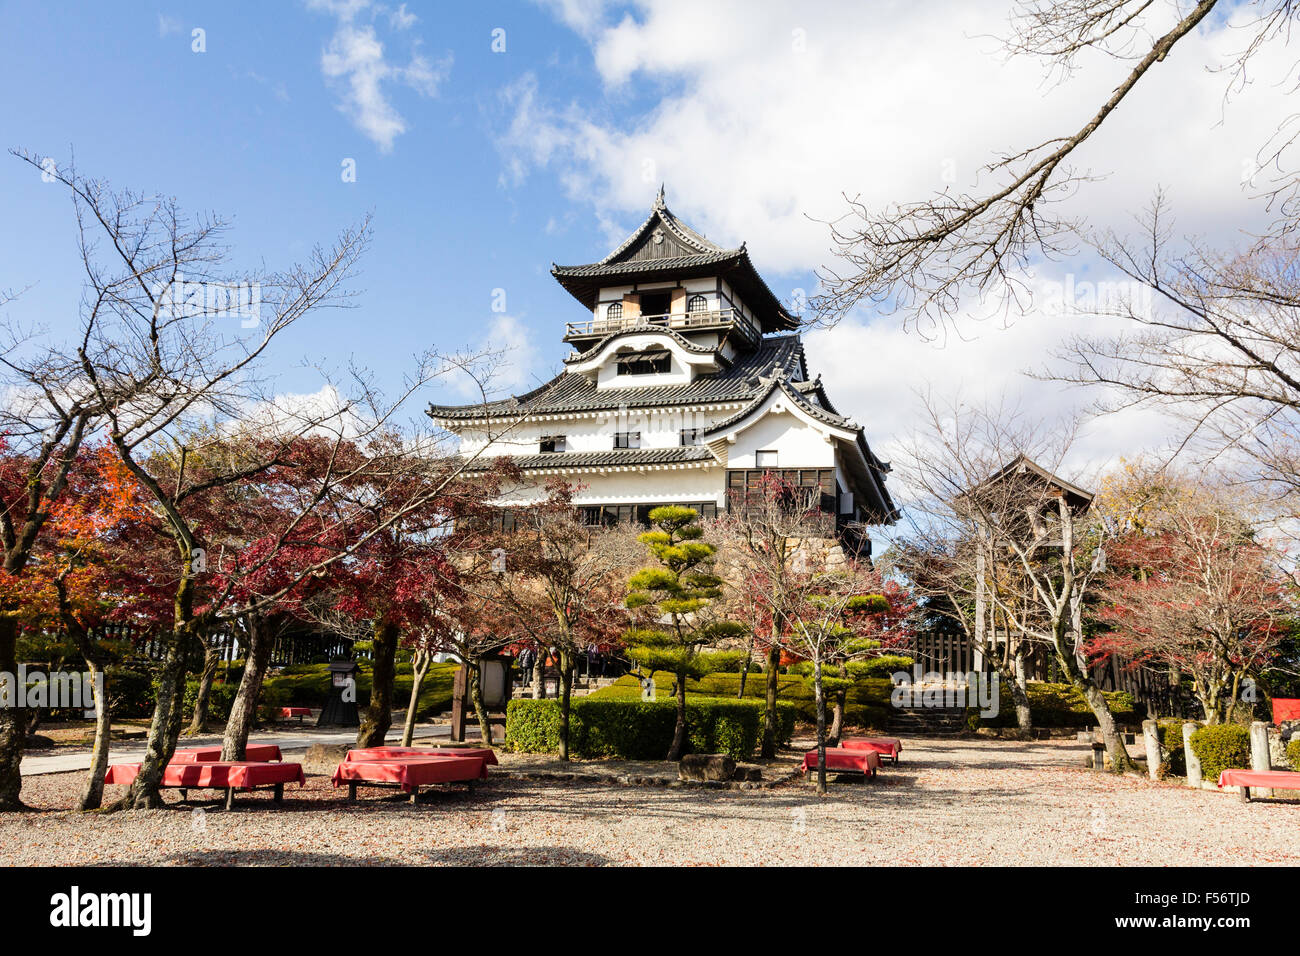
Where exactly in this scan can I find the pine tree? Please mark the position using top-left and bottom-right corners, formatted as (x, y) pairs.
(624, 506), (746, 761)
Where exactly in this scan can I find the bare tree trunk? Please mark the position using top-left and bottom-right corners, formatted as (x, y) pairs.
(532, 652), (545, 699)
(667, 664), (689, 762)
(737, 630), (756, 698)
(400, 650), (430, 747)
(76, 658), (113, 811)
(222, 614), (273, 761)
(761, 638), (781, 759)
(357, 619), (398, 748)
(114, 632), (190, 810)
(468, 659), (494, 746)
(828, 663), (848, 745)
(1055, 617), (1134, 773)
(0, 614), (27, 810)
(184, 643), (221, 736)
(557, 649), (574, 761)
(1012, 650), (1033, 732)
(814, 659), (828, 795)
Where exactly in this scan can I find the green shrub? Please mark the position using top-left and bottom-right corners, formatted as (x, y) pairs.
(261, 661), (456, 718)
(108, 668), (154, 718)
(1285, 738), (1300, 772)
(848, 655), (914, 679)
(182, 679), (238, 723)
(1189, 724), (1252, 781)
(1159, 721), (1187, 776)
(591, 671), (896, 728)
(505, 697), (795, 761)
(979, 683), (1138, 729)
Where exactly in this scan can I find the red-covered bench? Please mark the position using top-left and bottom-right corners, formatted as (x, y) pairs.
(172, 744), (283, 763)
(279, 706), (312, 722)
(802, 748), (882, 778)
(839, 737), (902, 764)
(331, 755), (488, 804)
(346, 746), (498, 766)
(104, 760), (306, 809)
(1217, 769), (1300, 803)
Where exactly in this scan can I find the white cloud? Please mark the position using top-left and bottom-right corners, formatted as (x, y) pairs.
(436, 314), (550, 402)
(502, 0), (1296, 476)
(310, 0), (452, 152)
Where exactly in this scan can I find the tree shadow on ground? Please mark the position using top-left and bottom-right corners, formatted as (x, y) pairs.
(417, 845), (612, 866)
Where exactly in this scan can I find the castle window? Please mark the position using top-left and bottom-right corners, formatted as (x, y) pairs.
(605, 302), (623, 322)
(680, 428), (701, 446)
(615, 350), (671, 375)
(539, 435), (566, 454)
(614, 431), (641, 449)
(686, 294), (708, 313)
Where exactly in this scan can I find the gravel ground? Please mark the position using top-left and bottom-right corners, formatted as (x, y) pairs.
(2, 737), (1296, 866)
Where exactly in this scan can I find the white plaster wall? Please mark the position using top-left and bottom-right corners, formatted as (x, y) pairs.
(456, 402), (739, 459)
(725, 410), (835, 469)
(495, 467), (725, 508)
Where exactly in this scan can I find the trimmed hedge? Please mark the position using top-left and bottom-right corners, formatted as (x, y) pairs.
(980, 684), (1138, 729)
(505, 697), (796, 761)
(1189, 724), (1252, 781)
(590, 671), (894, 729)
(590, 672), (1139, 730)
(1287, 738), (1300, 772)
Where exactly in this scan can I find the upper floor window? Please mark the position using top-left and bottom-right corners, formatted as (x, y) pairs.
(680, 428), (702, 446)
(686, 294), (708, 314)
(605, 302), (623, 322)
(755, 449), (779, 468)
(614, 431), (641, 449)
(539, 435), (566, 454)
(615, 351), (671, 375)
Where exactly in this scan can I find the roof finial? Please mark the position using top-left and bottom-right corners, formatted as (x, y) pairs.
(654, 183), (666, 210)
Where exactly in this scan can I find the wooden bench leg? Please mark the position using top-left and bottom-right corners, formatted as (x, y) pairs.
(348, 782), (357, 802)
(1239, 786), (1251, 804)
(178, 788), (188, 802)
(409, 786), (420, 804)
(273, 783), (284, 803)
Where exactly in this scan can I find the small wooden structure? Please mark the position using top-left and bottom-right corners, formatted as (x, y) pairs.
(316, 660), (360, 728)
(449, 654), (513, 742)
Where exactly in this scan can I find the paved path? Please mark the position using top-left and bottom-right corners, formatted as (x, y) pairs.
(21, 725), (456, 776)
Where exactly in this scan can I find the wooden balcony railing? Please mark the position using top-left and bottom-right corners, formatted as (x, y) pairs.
(564, 308), (757, 341)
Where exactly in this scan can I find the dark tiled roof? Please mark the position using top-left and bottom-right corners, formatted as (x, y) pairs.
(553, 250), (739, 279)
(429, 334), (806, 421)
(463, 446), (717, 472)
(549, 192), (798, 333)
(703, 378), (858, 437)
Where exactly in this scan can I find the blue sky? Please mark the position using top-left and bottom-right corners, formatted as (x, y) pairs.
(0, 1), (1287, 469)
(0, 1), (749, 406)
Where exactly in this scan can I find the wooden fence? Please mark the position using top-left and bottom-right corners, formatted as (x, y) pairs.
(906, 631), (1193, 718)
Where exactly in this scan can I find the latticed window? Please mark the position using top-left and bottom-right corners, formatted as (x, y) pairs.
(686, 294), (708, 313)
(605, 302), (623, 321)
